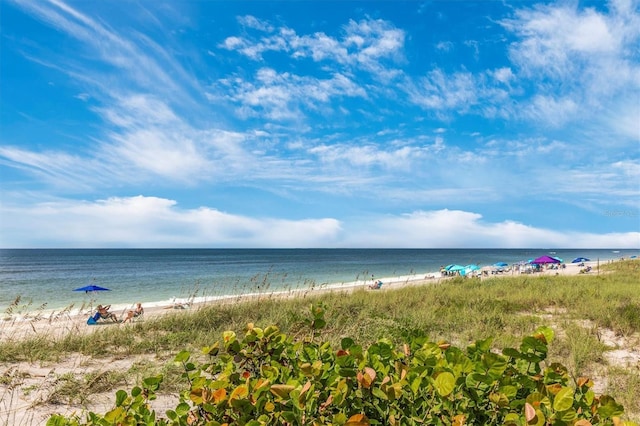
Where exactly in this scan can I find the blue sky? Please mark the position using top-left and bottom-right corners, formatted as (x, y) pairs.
(1, 0), (639, 248)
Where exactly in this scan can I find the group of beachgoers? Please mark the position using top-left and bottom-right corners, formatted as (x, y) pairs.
(87, 302), (144, 325)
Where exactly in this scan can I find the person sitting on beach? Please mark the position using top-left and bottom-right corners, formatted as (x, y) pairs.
(96, 304), (119, 323)
(369, 280), (383, 289)
(121, 302), (144, 324)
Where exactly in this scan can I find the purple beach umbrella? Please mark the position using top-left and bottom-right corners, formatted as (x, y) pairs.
(530, 255), (561, 264)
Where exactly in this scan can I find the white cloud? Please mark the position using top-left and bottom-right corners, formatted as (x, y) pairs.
(221, 68), (366, 121)
(237, 15), (274, 32)
(343, 209), (640, 248)
(0, 196), (342, 248)
(220, 15), (405, 76)
(407, 69), (477, 111)
(1, 199), (636, 248)
(491, 67), (514, 84)
(504, 1), (640, 97)
(0, 146), (106, 190)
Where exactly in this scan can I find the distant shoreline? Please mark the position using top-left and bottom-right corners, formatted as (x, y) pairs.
(1, 249), (635, 320)
(0, 258), (622, 343)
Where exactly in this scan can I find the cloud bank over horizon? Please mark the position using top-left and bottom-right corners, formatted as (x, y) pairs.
(2, 195), (637, 248)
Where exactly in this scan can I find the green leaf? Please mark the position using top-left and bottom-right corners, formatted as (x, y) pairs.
(372, 387), (388, 400)
(556, 408), (577, 422)
(520, 336), (547, 356)
(115, 389), (127, 406)
(434, 372), (455, 397)
(483, 352), (508, 379)
(131, 386), (142, 397)
(339, 367), (357, 377)
(499, 385), (517, 399)
(312, 318), (326, 330)
(202, 341), (220, 356)
(552, 387), (574, 412)
(174, 350), (191, 363)
(465, 372), (491, 390)
(270, 384), (295, 399)
(103, 406), (125, 423)
(142, 375), (162, 392)
(281, 411), (297, 423)
(341, 337), (355, 350)
(597, 395), (625, 418)
(503, 413), (520, 425)
(502, 347), (522, 359)
(45, 415), (67, 426)
(534, 326), (554, 344)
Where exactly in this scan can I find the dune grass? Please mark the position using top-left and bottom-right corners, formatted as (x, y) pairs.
(1, 259), (639, 422)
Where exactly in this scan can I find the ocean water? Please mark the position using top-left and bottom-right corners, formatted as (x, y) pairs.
(0, 248), (636, 316)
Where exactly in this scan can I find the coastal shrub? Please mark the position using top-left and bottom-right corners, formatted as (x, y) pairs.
(47, 304), (637, 426)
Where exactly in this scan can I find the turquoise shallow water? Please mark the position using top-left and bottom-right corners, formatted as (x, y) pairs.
(0, 248), (636, 315)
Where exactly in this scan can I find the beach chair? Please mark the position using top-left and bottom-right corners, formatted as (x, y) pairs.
(87, 305), (119, 324)
(122, 303), (144, 323)
(86, 311), (118, 324)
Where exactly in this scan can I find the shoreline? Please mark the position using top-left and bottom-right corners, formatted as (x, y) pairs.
(0, 259), (606, 342)
(2, 249), (635, 316)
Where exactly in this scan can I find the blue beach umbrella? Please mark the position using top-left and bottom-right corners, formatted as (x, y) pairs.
(571, 257), (590, 263)
(73, 284), (111, 293)
(494, 262), (508, 268)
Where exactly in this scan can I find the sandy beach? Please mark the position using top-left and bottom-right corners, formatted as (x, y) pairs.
(2, 259), (635, 425)
(0, 259), (600, 343)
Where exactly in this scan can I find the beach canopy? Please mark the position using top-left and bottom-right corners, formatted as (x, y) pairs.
(530, 255), (561, 264)
(73, 284), (111, 292)
(571, 257), (590, 263)
(493, 262), (508, 267)
(446, 264), (466, 271)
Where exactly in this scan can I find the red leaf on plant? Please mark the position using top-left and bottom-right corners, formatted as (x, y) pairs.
(525, 403), (536, 422)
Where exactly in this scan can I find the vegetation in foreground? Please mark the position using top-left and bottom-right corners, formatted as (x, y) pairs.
(1, 260), (639, 424)
(48, 317), (634, 425)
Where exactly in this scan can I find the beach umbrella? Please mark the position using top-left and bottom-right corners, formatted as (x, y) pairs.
(530, 255), (561, 264)
(493, 262), (508, 268)
(446, 264), (465, 271)
(465, 264), (480, 271)
(571, 257), (590, 263)
(73, 284), (111, 292)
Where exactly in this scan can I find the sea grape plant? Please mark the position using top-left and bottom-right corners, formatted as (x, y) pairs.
(48, 303), (636, 425)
